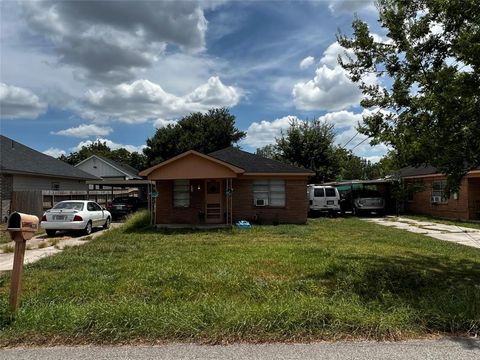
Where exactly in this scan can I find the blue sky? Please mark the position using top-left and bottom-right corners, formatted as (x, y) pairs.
(0, 0), (388, 162)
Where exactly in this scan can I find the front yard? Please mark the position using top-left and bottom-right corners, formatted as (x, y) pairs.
(0, 212), (479, 345)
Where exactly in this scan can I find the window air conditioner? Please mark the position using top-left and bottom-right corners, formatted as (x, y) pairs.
(431, 196), (441, 203)
(255, 198), (268, 206)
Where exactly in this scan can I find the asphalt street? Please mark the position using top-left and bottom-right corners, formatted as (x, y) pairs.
(1, 338), (479, 360)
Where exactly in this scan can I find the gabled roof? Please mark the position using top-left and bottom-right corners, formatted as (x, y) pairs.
(0, 135), (98, 180)
(208, 147), (314, 175)
(397, 165), (480, 178)
(75, 155), (142, 179)
(139, 150), (245, 177)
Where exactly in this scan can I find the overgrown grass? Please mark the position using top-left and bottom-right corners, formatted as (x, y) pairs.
(402, 214), (480, 230)
(0, 211), (479, 345)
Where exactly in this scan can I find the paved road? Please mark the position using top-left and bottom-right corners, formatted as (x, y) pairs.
(1, 338), (479, 360)
(365, 217), (480, 249)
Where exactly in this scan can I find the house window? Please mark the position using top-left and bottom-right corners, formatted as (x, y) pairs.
(432, 180), (448, 203)
(51, 182), (60, 190)
(253, 179), (286, 207)
(173, 180), (190, 207)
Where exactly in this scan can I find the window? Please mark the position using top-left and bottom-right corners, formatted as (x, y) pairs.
(173, 180), (190, 207)
(325, 188), (336, 197)
(253, 180), (285, 207)
(432, 180), (448, 203)
(87, 202), (98, 211)
(51, 182), (60, 190)
(314, 188), (324, 197)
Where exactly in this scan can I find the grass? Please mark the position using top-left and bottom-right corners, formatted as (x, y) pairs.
(0, 225), (9, 245)
(0, 210), (479, 345)
(0, 244), (14, 253)
(401, 214), (480, 230)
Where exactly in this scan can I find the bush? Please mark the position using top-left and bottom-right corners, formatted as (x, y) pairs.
(123, 210), (151, 232)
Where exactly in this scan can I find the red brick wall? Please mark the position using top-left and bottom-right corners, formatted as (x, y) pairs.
(155, 179), (205, 224)
(405, 176), (470, 220)
(155, 178), (309, 225)
(231, 178), (309, 224)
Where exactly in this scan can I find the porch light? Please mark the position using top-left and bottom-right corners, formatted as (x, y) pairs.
(197, 184), (201, 190)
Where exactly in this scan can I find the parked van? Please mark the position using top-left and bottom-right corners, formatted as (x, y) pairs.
(307, 185), (341, 215)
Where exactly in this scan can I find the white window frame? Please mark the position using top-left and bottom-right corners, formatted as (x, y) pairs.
(253, 179), (286, 207)
(431, 180), (448, 204)
(173, 180), (190, 208)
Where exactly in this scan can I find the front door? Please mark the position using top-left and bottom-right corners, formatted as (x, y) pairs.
(205, 179), (223, 224)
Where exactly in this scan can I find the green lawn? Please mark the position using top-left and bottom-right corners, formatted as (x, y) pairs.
(0, 211), (479, 345)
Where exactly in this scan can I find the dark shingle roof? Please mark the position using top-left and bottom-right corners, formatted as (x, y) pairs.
(397, 164), (480, 178)
(96, 156), (141, 179)
(208, 147), (314, 174)
(0, 135), (98, 180)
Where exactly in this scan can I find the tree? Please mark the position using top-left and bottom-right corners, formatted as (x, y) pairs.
(59, 140), (147, 170)
(338, 0), (480, 191)
(257, 118), (341, 183)
(144, 108), (246, 166)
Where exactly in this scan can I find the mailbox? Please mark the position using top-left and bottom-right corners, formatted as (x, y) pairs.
(7, 212), (39, 241)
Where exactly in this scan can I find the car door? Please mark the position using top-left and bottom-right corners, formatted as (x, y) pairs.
(93, 202), (105, 225)
(325, 187), (338, 209)
(313, 187), (325, 209)
(87, 202), (101, 227)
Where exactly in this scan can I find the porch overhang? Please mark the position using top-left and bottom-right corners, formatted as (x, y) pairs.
(139, 150), (244, 180)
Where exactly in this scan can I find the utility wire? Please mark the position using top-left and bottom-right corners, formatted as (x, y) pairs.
(350, 137), (369, 151)
(341, 131), (359, 148)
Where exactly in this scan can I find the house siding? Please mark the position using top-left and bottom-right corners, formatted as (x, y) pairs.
(155, 178), (309, 225)
(0, 174), (13, 222)
(76, 157), (126, 179)
(12, 174), (88, 192)
(405, 176), (472, 220)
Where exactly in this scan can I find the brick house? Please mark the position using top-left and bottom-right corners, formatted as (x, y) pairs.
(139, 147), (314, 226)
(399, 165), (480, 221)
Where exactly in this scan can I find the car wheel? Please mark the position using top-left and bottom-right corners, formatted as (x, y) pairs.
(352, 206), (359, 216)
(84, 221), (93, 235)
(46, 229), (56, 237)
(103, 217), (111, 229)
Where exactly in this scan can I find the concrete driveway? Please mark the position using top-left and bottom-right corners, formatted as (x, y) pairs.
(0, 223), (122, 272)
(365, 217), (480, 249)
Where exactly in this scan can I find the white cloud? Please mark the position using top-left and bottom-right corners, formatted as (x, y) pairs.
(51, 124), (112, 138)
(153, 118), (178, 128)
(243, 115), (301, 148)
(299, 56), (315, 70)
(292, 41), (376, 111)
(20, 1), (209, 82)
(82, 76), (242, 124)
(72, 138), (146, 154)
(0, 83), (47, 119)
(328, 0), (375, 15)
(318, 110), (363, 129)
(43, 147), (66, 158)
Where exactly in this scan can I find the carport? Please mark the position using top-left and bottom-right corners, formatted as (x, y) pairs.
(86, 179), (155, 224)
(324, 179), (396, 214)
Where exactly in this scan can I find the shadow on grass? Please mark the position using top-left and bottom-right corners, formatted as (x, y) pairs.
(302, 253), (480, 336)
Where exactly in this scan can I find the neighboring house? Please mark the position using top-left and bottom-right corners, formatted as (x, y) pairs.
(75, 155), (142, 180)
(140, 147), (314, 226)
(0, 135), (98, 221)
(399, 165), (480, 221)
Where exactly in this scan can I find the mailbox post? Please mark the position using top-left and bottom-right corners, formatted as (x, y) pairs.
(6, 212), (39, 312)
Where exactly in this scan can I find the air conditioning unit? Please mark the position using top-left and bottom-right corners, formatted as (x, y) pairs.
(255, 198), (268, 206)
(431, 196), (442, 203)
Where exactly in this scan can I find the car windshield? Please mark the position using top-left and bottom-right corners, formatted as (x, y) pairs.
(112, 197), (131, 204)
(53, 202), (84, 211)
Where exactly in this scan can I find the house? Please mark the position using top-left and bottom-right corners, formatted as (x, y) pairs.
(139, 147), (314, 226)
(75, 155), (142, 181)
(0, 135), (98, 221)
(399, 165), (480, 221)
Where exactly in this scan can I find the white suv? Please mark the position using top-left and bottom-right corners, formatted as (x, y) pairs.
(307, 185), (341, 215)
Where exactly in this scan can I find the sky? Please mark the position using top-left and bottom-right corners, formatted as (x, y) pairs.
(0, 0), (388, 163)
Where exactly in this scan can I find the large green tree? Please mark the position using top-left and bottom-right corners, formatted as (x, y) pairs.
(144, 108), (246, 166)
(338, 0), (480, 190)
(257, 119), (340, 183)
(59, 141), (147, 170)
